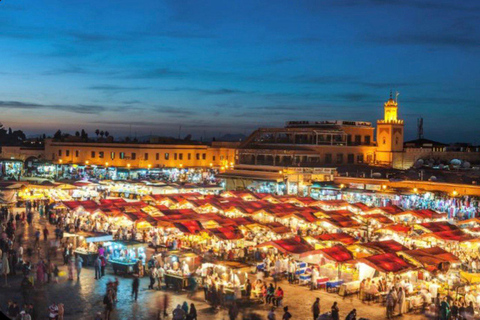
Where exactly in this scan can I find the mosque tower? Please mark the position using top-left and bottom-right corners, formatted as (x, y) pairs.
(376, 91), (404, 167)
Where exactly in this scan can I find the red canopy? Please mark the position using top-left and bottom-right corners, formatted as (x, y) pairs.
(208, 226), (244, 240)
(362, 240), (408, 254)
(173, 221), (204, 235)
(359, 253), (415, 274)
(314, 233), (357, 245)
(320, 245), (354, 263)
(258, 236), (317, 255)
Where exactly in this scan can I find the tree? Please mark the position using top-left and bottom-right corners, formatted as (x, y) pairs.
(105, 131), (109, 137)
(100, 130), (104, 138)
(184, 134), (192, 141)
(81, 129), (88, 141)
(95, 129), (100, 137)
(8, 127), (12, 135)
(53, 130), (62, 140)
(75, 131), (80, 137)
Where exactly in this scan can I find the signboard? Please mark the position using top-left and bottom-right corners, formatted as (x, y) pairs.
(366, 184), (382, 191)
(349, 183), (365, 190)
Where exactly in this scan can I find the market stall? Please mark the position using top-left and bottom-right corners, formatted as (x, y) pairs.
(106, 240), (147, 275)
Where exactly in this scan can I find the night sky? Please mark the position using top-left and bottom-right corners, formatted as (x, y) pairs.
(0, 0), (479, 142)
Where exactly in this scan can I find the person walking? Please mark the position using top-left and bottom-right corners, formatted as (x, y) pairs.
(386, 288), (396, 319)
(43, 226), (49, 242)
(94, 256), (102, 280)
(345, 309), (356, 320)
(398, 287), (406, 316)
(132, 276), (139, 301)
(282, 306), (292, 320)
(268, 307), (276, 320)
(312, 297), (320, 320)
(331, 302), (339, 320)
(172, 304), (186, 320)
(187, 303), (197, 320)
(75, 255), (83, 281)
(103, 290), (114, 320)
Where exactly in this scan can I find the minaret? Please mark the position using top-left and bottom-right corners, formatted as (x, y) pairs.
(376, 93), (404, 167)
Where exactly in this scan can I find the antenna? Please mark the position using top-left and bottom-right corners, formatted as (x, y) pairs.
(395, 91), (400, 103)
(417, 118), (424, 140)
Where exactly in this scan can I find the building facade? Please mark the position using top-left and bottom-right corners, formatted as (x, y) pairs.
(44, 139), (237, 169)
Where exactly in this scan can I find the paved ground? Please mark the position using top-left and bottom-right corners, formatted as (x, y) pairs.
(0, 210), (429, 320)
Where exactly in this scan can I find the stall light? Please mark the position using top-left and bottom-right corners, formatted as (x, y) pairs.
(209, 163), (213, 167)
(413, 188), (418, 193)
(85, 161), (89, 165)
(59, 159), (63, 164)
(148, 164), (152, 169)
(179, 164), (183, 168)
(105, 162), (109, 167)
(382, 185), (387, 190)
(127, 163), (131, 168)
(452, 190), (458, 196)
(340, 184), (345, 189)
(279, 170), (283, 174)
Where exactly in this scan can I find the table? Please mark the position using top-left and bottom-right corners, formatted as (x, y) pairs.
(109, 260), (137, 275)
(164, 273), (191, 291)
(74, 250), (98, 266)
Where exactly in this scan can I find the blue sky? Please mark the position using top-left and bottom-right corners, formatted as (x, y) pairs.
(0, 0), (479, 142)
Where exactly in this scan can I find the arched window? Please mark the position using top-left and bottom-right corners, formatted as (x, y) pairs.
(383, 138), (386, 145)
(395, 137), (399, 145)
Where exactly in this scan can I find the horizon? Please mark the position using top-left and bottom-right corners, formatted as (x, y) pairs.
(1, 0), (479, 143)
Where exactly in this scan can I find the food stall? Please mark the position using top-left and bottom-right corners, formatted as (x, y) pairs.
(163, 251), (202, 291)
(72, 231), (113, 266)
(106, 240), (147, 275)
(199, 261), (249, 305)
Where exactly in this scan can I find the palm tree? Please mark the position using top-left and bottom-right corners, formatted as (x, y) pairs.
(100, 130), (105, 138)
(105, 131), (110, 138)
(95, 129), (100, 137)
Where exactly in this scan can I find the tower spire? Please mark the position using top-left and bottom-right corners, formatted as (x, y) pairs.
(389, 89), (393, 99)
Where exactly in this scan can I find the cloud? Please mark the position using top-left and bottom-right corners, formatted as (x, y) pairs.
(87, 85), (149, 94)
(326, 0), (480, 12)
(159, 87), (251, 95)
(369, 33), (480, 48)
(0, 101), (107, 114)
(121, 68), (185, 79)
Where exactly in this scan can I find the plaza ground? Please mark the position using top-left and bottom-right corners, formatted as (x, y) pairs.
(0, 211), (428, 320)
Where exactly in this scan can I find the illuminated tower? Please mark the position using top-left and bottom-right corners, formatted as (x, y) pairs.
(376, 92), (404, 167)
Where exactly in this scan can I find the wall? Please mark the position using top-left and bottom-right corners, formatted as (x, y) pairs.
(396, 149), (480, 169)
(44, 139), (237, 168)
(0, 146), (45, 161)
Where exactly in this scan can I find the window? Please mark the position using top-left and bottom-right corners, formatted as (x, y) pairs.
(174, 153), (177, 160)
(188, 153), (191, 160)
(144, 153), (149, 161)
(395, 137), (399, 145)
(196, 153), (200, 160)
(75, 150), (79, 158)
(179, 153), (183, 160)
(91, 151), (95, 158)
(202, 153), (206, 160)
(325, 154), (332, 164)
(99, 151), (104, 159)
(220, 155), (224, 160)
(354, 135), (361, 145)
(165, 153), (170, 160)
(347, 154), (355, 164)
(383, 138), (386, 145)
(58, 150), (62, 157)
(365, 136), (371, 145)
(156, 153), (159, 161)
(357, 154), (364, 163)
(111, 152), (115, 160)
(66, 150), (70, 157)
(336, 154), (343, 164)
(347, 135), (352, 145)
(212, 156), (216, 161)
(120, 152), (125, 159)
(131, 153), (136, 160)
